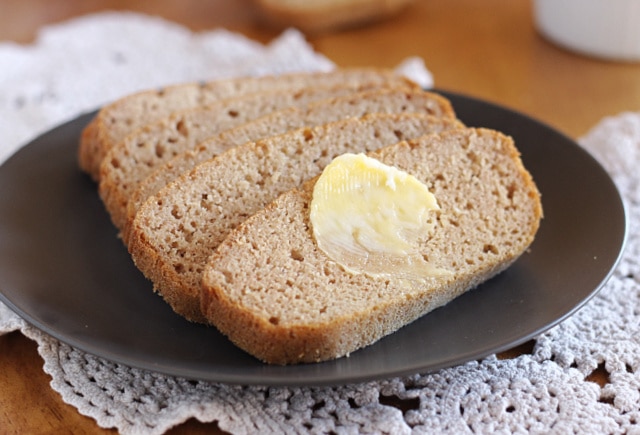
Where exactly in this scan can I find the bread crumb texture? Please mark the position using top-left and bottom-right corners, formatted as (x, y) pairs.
(79, 69), (419, 181)
(122, 87), (456, 237)
(202, 128), (542, 364)
(128, 113), (460, 324)
(84, 72), (540, 365)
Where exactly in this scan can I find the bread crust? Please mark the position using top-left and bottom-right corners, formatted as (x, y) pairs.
(201, 128), (542, 364)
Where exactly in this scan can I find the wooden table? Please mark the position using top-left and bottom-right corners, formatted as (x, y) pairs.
(1, 1), (638, 433)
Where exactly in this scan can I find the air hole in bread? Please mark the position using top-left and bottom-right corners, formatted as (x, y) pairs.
(303, 129), (314, 142)
(483, 244), (499, 255)
(109, 157), (120, 169)
(291, 249), (304, 262)
(269, 316), (280, 325)
(155, 143), (165, 158)
(507, 183), (517, 200)
(393, 129), (404, 140)
(176, 120), (188, 137)
(228, 110), (239, 118)
(467, 150), (480, 164)
(171, 206), (182, 219)
(200, 198), (212, 211)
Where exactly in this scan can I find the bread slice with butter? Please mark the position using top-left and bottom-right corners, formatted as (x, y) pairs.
(128, 113), (463, 323)
(100, 83), (427, 231)
(201, 128), (542, 364)
(79, 68), (419, 181)
(121, 88), (456, 242)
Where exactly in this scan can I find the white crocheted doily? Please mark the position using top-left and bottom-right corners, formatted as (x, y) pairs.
(1, 12), (638, 435)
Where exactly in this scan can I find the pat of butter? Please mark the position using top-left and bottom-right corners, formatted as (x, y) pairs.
(310, 153), (450, 280)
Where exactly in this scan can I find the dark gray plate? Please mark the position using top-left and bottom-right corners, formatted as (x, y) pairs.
(0, 92), (627, 386)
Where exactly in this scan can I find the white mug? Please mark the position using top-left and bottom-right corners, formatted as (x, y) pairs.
(533, 0), (640, 62)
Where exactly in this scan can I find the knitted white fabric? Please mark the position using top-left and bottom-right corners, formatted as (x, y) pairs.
(1, 12), (638, 435)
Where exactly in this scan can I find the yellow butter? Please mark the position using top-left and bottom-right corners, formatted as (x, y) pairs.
(310, 153), (450, 280)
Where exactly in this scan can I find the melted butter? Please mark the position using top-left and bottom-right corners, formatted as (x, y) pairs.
(310, 153), (451, 280)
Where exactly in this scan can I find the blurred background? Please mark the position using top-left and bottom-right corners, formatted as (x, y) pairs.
(2, 0), (639, 139)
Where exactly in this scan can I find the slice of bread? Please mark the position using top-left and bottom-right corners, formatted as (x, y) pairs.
(122, 88), (456, 242)
(79, 68), (419, 181)
(100, 84), (417, 231)
(128, 113), (462, 323)
(201, 128), (543, 364)
(254, 0), (414, 34)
